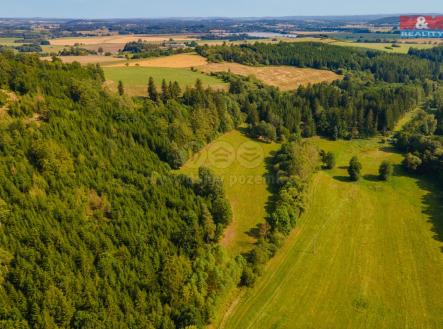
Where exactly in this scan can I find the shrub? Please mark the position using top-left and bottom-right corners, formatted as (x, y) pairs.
(379, 160), (393, 181)
(348, 156), (362, 181)
(403, 153), (422, 171)
(323, 151), (336, 169)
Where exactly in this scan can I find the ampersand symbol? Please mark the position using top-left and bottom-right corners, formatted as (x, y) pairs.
(415, 16), (429, 29)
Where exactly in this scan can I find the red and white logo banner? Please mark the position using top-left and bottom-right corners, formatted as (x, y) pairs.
(400, 16), (443, 38)
(400, 16), (443, 30)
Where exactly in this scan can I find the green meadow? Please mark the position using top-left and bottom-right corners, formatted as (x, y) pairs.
(103, 66), (228, 96)
(219, 135), (443, 329)
(179, 130), (280, 255)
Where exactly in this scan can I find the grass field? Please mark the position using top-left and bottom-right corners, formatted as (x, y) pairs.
(103, 66), (228, 96)
(198, 62), (340, 91)
(179, 130), (280, 255)
(219, 135), (443, 328)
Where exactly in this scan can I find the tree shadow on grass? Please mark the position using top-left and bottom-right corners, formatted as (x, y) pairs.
(263, 151), (281, 222)
(363, 174), (380, 182)
(379, 145), (402, 154)
(416, 175), (443, 252)
(333, 175), (352, 182)
(245, 224), (261, 239)
(395, 164), (443, 252)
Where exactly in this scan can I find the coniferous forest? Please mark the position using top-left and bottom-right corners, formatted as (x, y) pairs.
(0, 38), (442, 328)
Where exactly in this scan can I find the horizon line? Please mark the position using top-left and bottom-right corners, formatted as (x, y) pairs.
(1, 13), (443, 21)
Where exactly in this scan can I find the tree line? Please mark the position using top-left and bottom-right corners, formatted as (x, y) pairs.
(240, 139), (320, 286)
(394, 106), (443, 181)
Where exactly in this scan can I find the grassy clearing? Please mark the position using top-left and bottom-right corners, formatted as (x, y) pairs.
(198, 62), (340, 91)
(220, 135), (443, 329)
(103, 66), (228, 96)
(179, 130), (280, 255)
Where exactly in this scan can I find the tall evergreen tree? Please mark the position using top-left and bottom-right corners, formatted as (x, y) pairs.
(147, 76), (158, 101)
(118, 80), (125, 96)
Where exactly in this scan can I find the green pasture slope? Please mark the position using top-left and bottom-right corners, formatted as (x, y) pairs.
(179, 130), (280, 255)
(103, 66), (228, 96)
(220, 135), (443, 328)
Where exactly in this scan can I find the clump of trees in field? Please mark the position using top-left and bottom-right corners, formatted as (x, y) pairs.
(122, 40), (191, 59)
(58, 46), (97, 56)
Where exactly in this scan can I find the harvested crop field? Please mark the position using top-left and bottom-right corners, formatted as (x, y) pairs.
(41, 55), (126, 65)
(50, 34), (197, 46)
(106, 54), (208, 68)
(198, 62), (340, 91)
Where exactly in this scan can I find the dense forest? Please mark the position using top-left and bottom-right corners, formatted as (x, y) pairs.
(222, 73), (422, 141)
(408, 46), (443, 64)
(197, 42), (442, 82)
(0, 51), (242, 328)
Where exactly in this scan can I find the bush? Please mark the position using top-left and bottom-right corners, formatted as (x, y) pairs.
(348, 156), (362, 181)
(322, 151), (336, 169)
(379, 160), (393, 181)
(240, 266), (257, 287)
(403, 153), (422, 171)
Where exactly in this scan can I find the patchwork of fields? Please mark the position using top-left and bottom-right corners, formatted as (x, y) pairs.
(9, 33), (435, 96)
(102, 53), (341, 94)
(219, 136), (443, 329)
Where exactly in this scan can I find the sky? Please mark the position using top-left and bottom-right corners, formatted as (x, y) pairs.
(0, 0), (442, 18)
